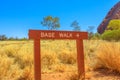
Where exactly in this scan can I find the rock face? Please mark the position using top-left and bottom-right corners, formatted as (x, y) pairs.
(97, 1), (120, 34)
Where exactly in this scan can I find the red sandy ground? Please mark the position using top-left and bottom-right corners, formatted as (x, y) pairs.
(42, 69), (120, 80)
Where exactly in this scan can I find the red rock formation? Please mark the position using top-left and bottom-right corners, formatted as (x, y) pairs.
(97, 1), (120, 34)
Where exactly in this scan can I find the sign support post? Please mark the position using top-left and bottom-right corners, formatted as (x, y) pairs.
(29, 30), (88, 80)
(34, 39), (41, 80)
(76, 39), (85, 79)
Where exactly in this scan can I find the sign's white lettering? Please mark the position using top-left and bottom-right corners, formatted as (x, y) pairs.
(59, 33), (73, 38)
(41, 32), (73, 38)
(29, 30), (88, 39)
(41, 32), (55, 38)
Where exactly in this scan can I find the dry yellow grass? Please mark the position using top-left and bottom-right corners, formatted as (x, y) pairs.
(0, 41), (34, 80)
(94, 41), (120, 72)
(0, 40), (120, 80)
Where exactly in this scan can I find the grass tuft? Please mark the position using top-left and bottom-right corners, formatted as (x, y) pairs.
(94, 42), (120, 72)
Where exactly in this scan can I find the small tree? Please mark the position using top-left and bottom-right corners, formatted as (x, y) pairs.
(87, 26), (94, 39)
(41, 16), (60, 30)
(70, 20), (80, 31)
(0, 35), (7, 40)
(8, 37), (14, 40)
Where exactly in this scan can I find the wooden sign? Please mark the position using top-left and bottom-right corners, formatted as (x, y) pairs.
(29, 30), (88, 80)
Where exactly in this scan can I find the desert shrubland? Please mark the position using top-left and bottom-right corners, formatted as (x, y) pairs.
(0, 40), (120, 80)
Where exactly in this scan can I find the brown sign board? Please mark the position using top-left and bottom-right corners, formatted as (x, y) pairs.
(29, 30), (88, 80)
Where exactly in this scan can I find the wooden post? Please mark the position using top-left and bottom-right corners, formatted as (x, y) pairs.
(34, 39), (41, 80)
(76, 39), (85, 79)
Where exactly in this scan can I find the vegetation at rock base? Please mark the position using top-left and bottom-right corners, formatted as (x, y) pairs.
(101, 29), (120, 41)
(101, 20), (120, 41)
(107, 20), (120, 30)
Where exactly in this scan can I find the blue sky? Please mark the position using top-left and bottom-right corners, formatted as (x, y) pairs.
(0, 0), (119, 38)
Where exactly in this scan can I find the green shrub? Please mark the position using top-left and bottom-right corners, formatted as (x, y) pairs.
(107, 20), (120, 30)
(101, 29), (120, 41)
